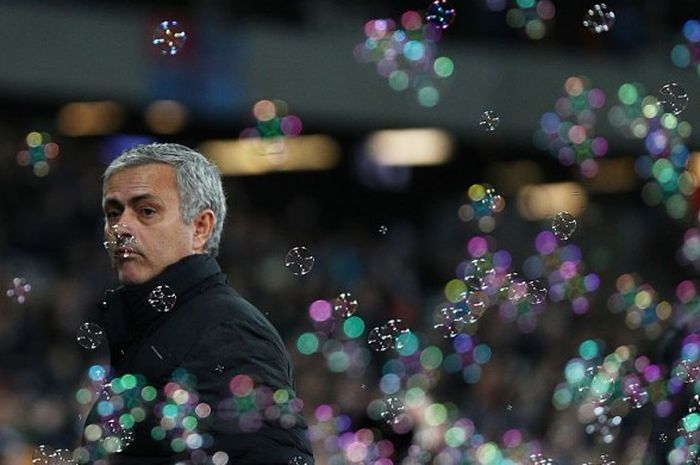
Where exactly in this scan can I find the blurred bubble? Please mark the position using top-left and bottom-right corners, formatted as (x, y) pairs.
(32, 445), (54, 464)
(152, 20), (187, 55)
(214, 364), (225, 375)
(76, 322), (105, 350)
(479, 110), (501, 132)
(464, 291), (487, 323)
(6, 277), (32, 304)
(582, 4), (615, 33)
(378, 225), (388, 235)
(659, 432), (668, 442)
(598, 454), (615, 465)
(526, 280), (548, 304)
(622, 383), (648, 409)
(529, 453), (556, 465)
(425, 0), (456, 30)
(288, 456), (308, 465)
(674, 359), (700, 383)
(148, 285), (177, 313)
(585, 405), (621, 444)
(332, 292), (358, 319)
(552, 212), (577, 240)
(212, 451), (230, 465)
(285, 246), (315, 276)
(380, 396), (405, 424)
(658, 82), (689, 115)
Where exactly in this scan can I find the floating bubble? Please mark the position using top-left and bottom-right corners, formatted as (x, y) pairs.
(214, 364), (225, 375)
(285, 246), (315, 276)
(380, 396), (405, 424)
(464, 292), (487, 323)
(212, 451), (230, 465)
(590, 371), (614, 404)
(332, 292), (358, 319)
(598, 454), (615, 465)
(289, 456), (308, 465)
(529, 453), (556, 465)
(425, 0), (456, 30)
(32, 445), (54, 465)
(76, 322), (105, 350)
(6, 277), (32, 304)
(552, 211), (577, 240)
(659, 432), (668, 442)
(385, 319), (410, 349)
(526, 280), (548, 304)
(674, 359), (700, 383)
(507, 279), (529, 303)
(658, 82), (689, 115)
(378, 225), (388, 235)
(367, 326), (393, 352)
(152, 20), (187, 55)
(622, 384), (648, 409)
(148, 285), (177, 313)
(582, 4), (615, 33)
(479, 110), (501, 132)
(433, 303), (466, 338)
(585, 405), (622, 444)
(103, 224), (138, 259)
(690, 394), (700, 413)
(48, 448), (75, 464)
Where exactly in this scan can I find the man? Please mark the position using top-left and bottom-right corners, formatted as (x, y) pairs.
(82, 143), (314, 465)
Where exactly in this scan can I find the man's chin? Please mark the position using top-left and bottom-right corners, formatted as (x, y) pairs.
(116, 260), (149, 286)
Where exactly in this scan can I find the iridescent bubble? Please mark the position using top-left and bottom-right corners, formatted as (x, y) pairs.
(367, 326), (393, 352)
(76, 322), (105, 350)
(289, 456), (308, 465)
(285, 246), (315, 276)
(582, 4), (615, 33)
(507, 279), (529, 303)
(552, 211), (577, 240)
(380, 396), (405, 424)
(6, 277), (31, 304)
(148, 285), (177, 313)
(479, 110), (501, 132)
(526, 280), (548, 304)
(433, 303), (466, 338)
(658, 82), (689, 115)
(332, 292), (358, 319)
(622, 384), (648, 409)
(152, 20), (187, 56)
(32, 445), (54, 465)
(425, 0), (456, 30)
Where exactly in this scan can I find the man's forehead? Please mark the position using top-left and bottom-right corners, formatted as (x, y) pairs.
(103, 165), (177, 203)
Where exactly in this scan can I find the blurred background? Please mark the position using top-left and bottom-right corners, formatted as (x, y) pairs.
(2, 0), (700, 464)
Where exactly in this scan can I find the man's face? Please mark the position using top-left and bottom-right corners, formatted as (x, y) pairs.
(102, 163), (196, 285)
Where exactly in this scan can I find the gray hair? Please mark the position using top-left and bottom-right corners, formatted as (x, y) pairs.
(103, 143), (227, 256)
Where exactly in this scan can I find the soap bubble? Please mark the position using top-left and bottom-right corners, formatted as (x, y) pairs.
(378, 225), (388, 235)
(380, 396), (405, 424)
(425, 0), (456, 30)
(6, 277), (32, 304)
(288, 456), (308, 465)
(585, 405), (621, 444)
(385, 319), (410, 349)
(103, 224), (138, 259)
(674, 359), (700, 383)
(582, 4), (615, 33)
(433, 303), (466, 338)
(464, 291), (487, 323)
(552, 211), (577, 240)
(658, 82), (689, 115)
(598, 454), (616, 465)
(32, 445), (54, 464)
(526, 280), (548, 304)
(76, 322), (105, 350)
(332, 292), (358, 319)
(148, 284), (177, 313)
(367, 326), (393, 352)
(479, 110), (501, 132)
(285, 246), (315, 276)
(152, 20), (187, 55)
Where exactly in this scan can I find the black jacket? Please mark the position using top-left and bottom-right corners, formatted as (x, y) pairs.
(83, 254), (314, 465)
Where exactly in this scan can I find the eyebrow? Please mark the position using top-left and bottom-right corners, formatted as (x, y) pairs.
(103, 193), (161, 210)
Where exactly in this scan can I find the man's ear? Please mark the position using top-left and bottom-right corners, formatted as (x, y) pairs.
(192, 209), (215, 253)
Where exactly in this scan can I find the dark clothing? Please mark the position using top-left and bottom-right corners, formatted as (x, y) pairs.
(84, 254), (314, 465)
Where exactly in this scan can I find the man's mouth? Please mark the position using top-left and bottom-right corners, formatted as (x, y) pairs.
(115, 247), (139, 260)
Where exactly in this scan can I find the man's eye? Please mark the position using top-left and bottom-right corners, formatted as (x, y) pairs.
(105, 211), (120, 219)
(141, 208), (156, 217)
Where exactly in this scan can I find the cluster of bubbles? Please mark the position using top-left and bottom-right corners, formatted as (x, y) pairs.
(551, 211), (577, 241)
(486, 0), (556, 40)
(670, 19), (700, 75)
(479, 110), (501, 132)
(353, 10), (454, 107)
(457, 184), (506, 233)
(103, 224), (138, 260)
(533, 76), (608, 177)
(285, 246), (315, 276)
(582, 4), (615, 34)
(368, 319), (411, 352)
(522, 231), (600, 316)
(16, 131), (60, 177)
(668, 393), (700, 464)
(6, 276), (31, 304)
(239, 99), (303, 156)
(608, 81), (695, 221)
(152, 20), (187, 56)
(553, 341), (675, 444)
(148, 284), (177, 313)
(606, 273), (672, 339)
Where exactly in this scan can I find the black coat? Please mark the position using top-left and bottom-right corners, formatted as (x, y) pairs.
(83, 254), (314, 465)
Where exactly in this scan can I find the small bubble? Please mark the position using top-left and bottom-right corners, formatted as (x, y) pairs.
(332, 292), (358, 319)
(32, 445), (54, 464)
(658, 82), (689, 115)
(6, 277), (32, 304)
(288, 455), (308, 465)
(425, 0), (456, 30)
(285, 246), (315, 276)
(658, 432), (668, 443)
(464, 292), (487, 323)
(214, 364), (225, 375)
(76, 322), (105, 350)
(552, 211), (577, 240)
(479, 110), (500, 132)
(380, 396), (406, 424)
(367, 326), (393, 352)
(148, 285), (177, 312)
(49, 448), (75, 464)
(103, 224), (138, 259)
(378, 225), (388, 235)
(506, 404), (513, 411)
(433, 303), (466, 338)
(582, 4), (615, 33)
(384, 319), (410, 349)
(526, 280), (548, 304)
(152, 20), (187, 55)
(598, 454), (616, 465)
